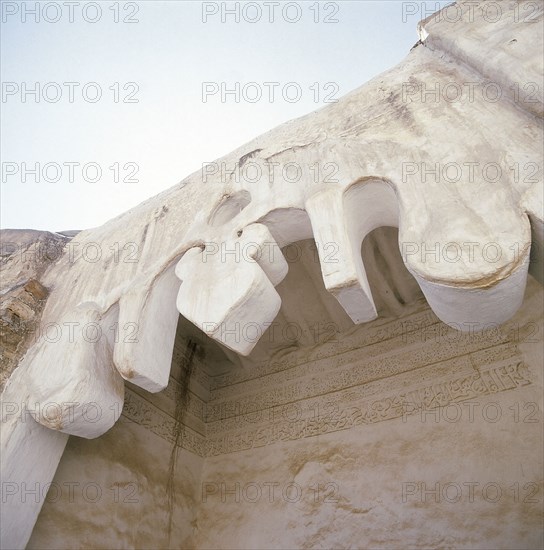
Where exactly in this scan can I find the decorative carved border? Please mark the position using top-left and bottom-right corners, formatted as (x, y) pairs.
(120, 302), (533, 457)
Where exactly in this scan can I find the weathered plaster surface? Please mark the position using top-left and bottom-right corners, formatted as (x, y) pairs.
(28, 275), (543, 549)
(1, 1), (543, 548)
(27, 418), (203, 550)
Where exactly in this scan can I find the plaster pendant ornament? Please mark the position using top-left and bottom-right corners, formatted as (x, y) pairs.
(176, 223), (289, 355)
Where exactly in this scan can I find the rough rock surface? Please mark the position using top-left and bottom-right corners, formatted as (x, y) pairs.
(0, 230), (70, 388)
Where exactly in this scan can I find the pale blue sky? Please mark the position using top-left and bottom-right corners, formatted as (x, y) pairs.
(1, 1), (450, 231)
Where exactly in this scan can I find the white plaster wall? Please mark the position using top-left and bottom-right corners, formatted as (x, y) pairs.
(194, 280), (543, 550)
(27, 417), (203, 550)
(27, 277), (543, 550)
